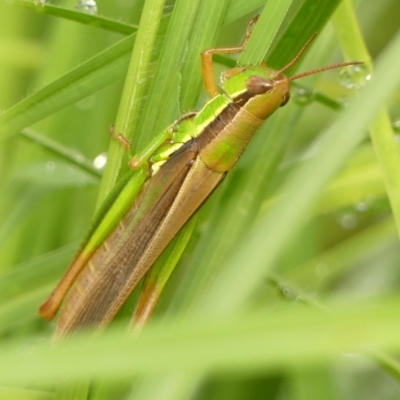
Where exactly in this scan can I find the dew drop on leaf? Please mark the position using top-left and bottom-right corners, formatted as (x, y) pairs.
(292, 87), (314, 106)
(93, 152), (107, 170)
(338, 64), (371, 89)
(75, 0), (98, 14)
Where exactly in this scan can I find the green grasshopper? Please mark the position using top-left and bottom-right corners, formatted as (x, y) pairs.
(39, 17), (362, 336)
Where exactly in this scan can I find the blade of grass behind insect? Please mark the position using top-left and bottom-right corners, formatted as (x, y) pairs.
(0, 33), (136, 139)
(332, 0), (400, 240)
(238, 0), (294, 65)
(0, 14), (172, 141)
(178, 0), (231, 109)
(20, 128), (101, 178)
(97, 0), (167, 204)
(134, 0), (203, 151)
(268, 0), (342, 70)
(223, 0), (270, 25)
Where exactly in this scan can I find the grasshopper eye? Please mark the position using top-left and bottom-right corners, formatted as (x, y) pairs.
(280, 92), (290, 107)
(246, 75), (274, 95)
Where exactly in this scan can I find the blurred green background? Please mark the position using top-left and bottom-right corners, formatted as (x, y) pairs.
(1, 0), (400, 399)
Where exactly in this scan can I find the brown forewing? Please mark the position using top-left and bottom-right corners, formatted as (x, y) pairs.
(56, 139), (225, 335)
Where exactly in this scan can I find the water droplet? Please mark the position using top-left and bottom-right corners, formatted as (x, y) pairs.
(73, 153), (85, 163)
(93, 152), (107, 170)
(45, 161), (56, 172)
(338, 213), (358, 230)
(279, 285), (296, 300)
(292, 87), (314, 106)
(392, 117), (400, 133)
(338, 64), (371, 89)
(354, 200), (370, 212)
(75, 0), (97, 14)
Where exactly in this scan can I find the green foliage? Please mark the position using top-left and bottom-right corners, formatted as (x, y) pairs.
(1, 0), (400, 399)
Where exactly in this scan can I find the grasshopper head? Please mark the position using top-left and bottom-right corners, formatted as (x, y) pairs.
(222, 66), (291, 120)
